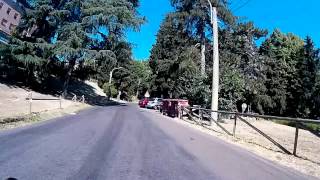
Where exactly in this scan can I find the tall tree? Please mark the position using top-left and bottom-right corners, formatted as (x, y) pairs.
(260, 30), (304, 115)
(149, 13), (206, 103)
(296, 37), (320, 117)
(170, 0), (235, 76)
(217, 22), (268, 111)
(83, 0), (144, 95)
(2, 0), (144, 96)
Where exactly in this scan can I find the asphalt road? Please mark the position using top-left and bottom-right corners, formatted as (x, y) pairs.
(0, 104), (315, 180)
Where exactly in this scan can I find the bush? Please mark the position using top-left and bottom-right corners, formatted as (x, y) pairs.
(102, 83), (117, 98)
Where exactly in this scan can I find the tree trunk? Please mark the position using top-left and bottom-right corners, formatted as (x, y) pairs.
(200, 30), (206, 76)
(63, 59), (76, 98)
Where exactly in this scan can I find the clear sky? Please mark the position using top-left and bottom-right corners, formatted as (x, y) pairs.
(127, 0), (173, 61)
(127, 0), (320, 60)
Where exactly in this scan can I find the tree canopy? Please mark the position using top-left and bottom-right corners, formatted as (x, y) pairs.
(0, 0), (144, 98)
(148, 0), (320, 118)
(1, 0), (319, 118)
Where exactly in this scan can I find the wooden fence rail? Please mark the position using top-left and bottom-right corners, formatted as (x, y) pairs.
(181, 106), (320, 156)
(26, 93), (85, 114)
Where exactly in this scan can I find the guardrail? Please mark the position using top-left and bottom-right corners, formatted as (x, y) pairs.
(180, 106), (320, 156)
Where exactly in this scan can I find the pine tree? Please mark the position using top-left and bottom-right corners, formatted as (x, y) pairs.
(149, 13), (206, 102)
(217, 22), (268, 112)
(296, 37), (320, 117)
(260, 30), (304, 115)
(170, 0), (235, 76)
(2, 0), (144, 96)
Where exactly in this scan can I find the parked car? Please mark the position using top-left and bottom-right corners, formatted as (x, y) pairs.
(139, 98), (149, 108)
(161, 99), (189, 117)
(146, 98), (163, 109)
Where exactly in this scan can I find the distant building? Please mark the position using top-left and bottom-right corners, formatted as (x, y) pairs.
(0, 0), (24, 44)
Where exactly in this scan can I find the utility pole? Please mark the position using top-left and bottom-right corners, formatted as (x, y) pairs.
(207, 0), (220, 121)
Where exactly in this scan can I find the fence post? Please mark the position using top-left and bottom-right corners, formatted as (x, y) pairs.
(59, 95), (62, 109)
(293, 122), (299, 156)
(82, 95), (85, 103)
(72, 95), (77, 102)
(233, 115), (237, 137)
(29, 92), (32, 114)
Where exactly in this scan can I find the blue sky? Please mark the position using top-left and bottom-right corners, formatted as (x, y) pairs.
(127, 0), (320, 60)
(127, 0), (173, 61)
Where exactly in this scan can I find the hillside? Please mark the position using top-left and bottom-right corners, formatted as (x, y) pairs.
(0, 81), (106, 119)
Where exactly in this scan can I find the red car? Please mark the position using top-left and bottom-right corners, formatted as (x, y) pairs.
(161, 99), (189, 117)
(139, 98), (149, 108)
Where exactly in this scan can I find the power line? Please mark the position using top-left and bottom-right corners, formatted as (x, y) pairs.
(232, 0), (252, 12)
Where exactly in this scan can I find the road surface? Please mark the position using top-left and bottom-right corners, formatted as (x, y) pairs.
(0, 104), (315, 180)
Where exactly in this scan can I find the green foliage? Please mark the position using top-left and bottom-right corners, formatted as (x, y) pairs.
(296, 37), (320, 118)
(102, 83), (118, 98)
(260, 31), (320, 118)
(274, 120), (320, 132)
(2, 0), (320, 118)
(149, 1), (320, 119)
(217, 22), (268, 111)
(260, 30), (304, 115)
(2, 0), (144, 97)
(150, 14), (202, 102)
(128, 61), (152, 98)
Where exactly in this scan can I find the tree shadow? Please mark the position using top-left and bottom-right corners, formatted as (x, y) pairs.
(0, 78), (30, 90)
(0, 77), (118, 107)
(65, 80), (118, 106)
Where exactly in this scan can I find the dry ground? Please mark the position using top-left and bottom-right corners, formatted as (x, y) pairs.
(146, 109), (320, 178)
(0, 83), (77, 119)
(0, 80), (106, 120)
(0, 103), (90, 131)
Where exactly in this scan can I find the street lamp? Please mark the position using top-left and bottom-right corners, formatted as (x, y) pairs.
(108, 67), (124, 100)
(206, 0), (220, 121)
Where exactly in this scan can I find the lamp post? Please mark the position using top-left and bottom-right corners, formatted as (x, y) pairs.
(108, 67), (124, 100)
(206, 0), (220, 121)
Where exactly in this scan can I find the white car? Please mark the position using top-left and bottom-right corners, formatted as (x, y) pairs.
(146, 98), (163, 109)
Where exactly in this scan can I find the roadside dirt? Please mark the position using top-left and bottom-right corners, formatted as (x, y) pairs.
(0, 103), (91, 131)
(0, 80), (109, 130)
(146, 109), (320, 178)
(210, 117), (320, 178)
(0, 83), (76, 119)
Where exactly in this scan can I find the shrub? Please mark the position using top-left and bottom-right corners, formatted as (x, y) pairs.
(102, 83), (117, 98)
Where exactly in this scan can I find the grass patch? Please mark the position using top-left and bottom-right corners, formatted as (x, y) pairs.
(273, 120), (320, 132)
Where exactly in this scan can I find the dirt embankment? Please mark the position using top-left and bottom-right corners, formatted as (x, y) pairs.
(0, 80), (110, 130)
(0, 83), (81, 119)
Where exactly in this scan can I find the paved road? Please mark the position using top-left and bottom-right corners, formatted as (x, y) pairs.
(0, 104), (315, 180)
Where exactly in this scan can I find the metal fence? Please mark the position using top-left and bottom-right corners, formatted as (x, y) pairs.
(181, 106), (320, 157)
